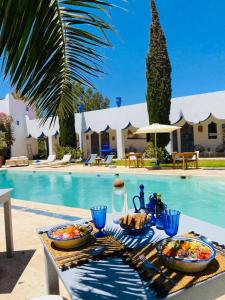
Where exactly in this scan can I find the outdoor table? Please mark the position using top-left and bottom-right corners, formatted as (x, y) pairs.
(0, 188), (14, 257)
(172, 152), (198, 169)
(38, 214), (225, 300)
(95, 157), (102, 166)
(125, 153), (143, 168)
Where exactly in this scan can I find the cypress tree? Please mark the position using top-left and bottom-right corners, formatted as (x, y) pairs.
(146, 0), (172, 148)
(59, 113), (77, 148)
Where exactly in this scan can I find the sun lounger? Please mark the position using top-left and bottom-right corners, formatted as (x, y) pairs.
(5, 156), (29, 167)
(84, 154), (98, 166)
(48, 154), (71, 167)
(102, 154), (114, 166)
(32, 155), (56, 167)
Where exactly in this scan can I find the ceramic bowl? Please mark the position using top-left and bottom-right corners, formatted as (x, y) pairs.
(156, 236), (216, 273)
(47, 223), (93, 250)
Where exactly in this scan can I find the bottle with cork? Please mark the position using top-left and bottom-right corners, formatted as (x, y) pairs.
(112, 177), (128, 223)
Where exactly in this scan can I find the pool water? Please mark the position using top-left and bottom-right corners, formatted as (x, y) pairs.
(0, 170), (225, 228)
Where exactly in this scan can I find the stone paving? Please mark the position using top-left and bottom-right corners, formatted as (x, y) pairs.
(0, 199), (90, 300)
(2, 163), (225, 177)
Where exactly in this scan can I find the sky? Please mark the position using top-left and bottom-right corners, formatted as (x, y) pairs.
(1, 0), (225, 106)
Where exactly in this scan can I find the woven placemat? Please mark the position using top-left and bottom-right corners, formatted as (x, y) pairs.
(39, 223), (125, 270)
(122, 232), (225, 297)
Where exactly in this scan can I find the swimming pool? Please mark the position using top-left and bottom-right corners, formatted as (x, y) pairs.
(0, 170), (225, 228)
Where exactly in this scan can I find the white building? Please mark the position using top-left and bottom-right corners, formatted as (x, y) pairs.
(1, 91), (225, 159)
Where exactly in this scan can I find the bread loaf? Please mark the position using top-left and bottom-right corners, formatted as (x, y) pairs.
(119, 213), (150, 230)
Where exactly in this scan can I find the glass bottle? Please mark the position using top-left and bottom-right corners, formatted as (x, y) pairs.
(155, 193), (167, 229)
(112, 178), (128, 223)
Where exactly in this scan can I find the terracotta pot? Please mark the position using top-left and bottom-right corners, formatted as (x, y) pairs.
(0, 156), (4, 168)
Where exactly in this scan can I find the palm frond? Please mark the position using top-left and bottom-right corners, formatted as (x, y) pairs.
(0, 0), (117, 123)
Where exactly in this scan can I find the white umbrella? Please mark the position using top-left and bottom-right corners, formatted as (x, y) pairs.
(135, 123), (181, 159)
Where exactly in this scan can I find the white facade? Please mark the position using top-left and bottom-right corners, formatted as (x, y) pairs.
(0, 94), (37, 157)
(1, 91), (225, 158)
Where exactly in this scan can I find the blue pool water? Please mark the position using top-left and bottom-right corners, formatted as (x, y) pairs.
(0, 170), (225, 228)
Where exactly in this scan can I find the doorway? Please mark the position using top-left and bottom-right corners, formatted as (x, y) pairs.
(181, 122), (194, 152)
(91, 132), (99, 154)
(101, 132), (110, 147)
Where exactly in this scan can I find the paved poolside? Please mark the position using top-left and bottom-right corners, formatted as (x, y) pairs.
(0, 199), (90, 300)
(2, 163), (225, 177)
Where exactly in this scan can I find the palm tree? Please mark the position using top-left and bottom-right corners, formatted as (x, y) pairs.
(0, 0), (115, 124)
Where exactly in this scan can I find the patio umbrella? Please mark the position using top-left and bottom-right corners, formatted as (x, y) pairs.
(134, 123), (181, 159)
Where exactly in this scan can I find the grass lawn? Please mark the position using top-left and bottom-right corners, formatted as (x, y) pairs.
(197, 160), (225, 168)
(115, 160), (225, 168)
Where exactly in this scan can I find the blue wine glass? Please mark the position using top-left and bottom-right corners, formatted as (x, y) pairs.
(163, 210), (180, 237)
(90, 206), (107, 238)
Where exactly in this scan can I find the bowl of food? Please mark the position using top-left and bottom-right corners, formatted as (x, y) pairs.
(47, 223), (93, 249)
(156, 236), (216, 273)
(119, 213), (152, 236)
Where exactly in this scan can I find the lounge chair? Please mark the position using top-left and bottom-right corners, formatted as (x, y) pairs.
(5, 156), (29, 167)
(32, 155), (56, 167)
(48, 154), (72, 167)
(84, 154), (98, 166)
(102, 154), (114, 166)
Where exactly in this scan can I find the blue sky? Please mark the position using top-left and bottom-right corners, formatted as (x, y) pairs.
(1, 0), (225, 106)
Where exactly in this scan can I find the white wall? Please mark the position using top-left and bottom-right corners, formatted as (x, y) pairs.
(194, 116), (224, 151)
(175, 116), (225, 152)
(123, 126), (147, 153)
(26, 137), (38, 158)
(8, 94), (30, 156)
(0, 94), (37, 157)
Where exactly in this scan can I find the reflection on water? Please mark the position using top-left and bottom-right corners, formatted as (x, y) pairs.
(1, 171), (225, 228)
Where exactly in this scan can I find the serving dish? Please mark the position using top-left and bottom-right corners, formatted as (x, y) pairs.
(47, 223), (93, 249)
(156, 236), (216, 273)
(119, 213), (152, 236)
(120, 222), (152, 236)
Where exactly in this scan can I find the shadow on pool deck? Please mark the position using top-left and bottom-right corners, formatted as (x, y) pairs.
(12, 205), (81, 222)
(0, 250), (36, 294)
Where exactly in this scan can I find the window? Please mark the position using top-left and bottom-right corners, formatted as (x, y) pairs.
(198, 125), (203, 132)
(208, 122), (217, 139)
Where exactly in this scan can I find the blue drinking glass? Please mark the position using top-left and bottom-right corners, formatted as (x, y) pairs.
(163, 210), (180, 237)
(90, 206), (107, 238)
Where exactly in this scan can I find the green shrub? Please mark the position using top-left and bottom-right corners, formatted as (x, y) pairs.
(54, 145), (83, 160)
(38, 138), (47, 158)
(145, 142), (171, 163)
(0, 113), (14, 157)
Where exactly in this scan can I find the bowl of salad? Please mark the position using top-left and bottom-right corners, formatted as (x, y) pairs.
(47, 223), (93, 249)
(156, 236), (216, 273)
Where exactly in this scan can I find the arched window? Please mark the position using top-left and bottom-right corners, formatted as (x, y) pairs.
(208, 122), (217, 139)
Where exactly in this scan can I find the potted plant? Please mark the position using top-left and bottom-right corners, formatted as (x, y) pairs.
(0, 132), (7, 168)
